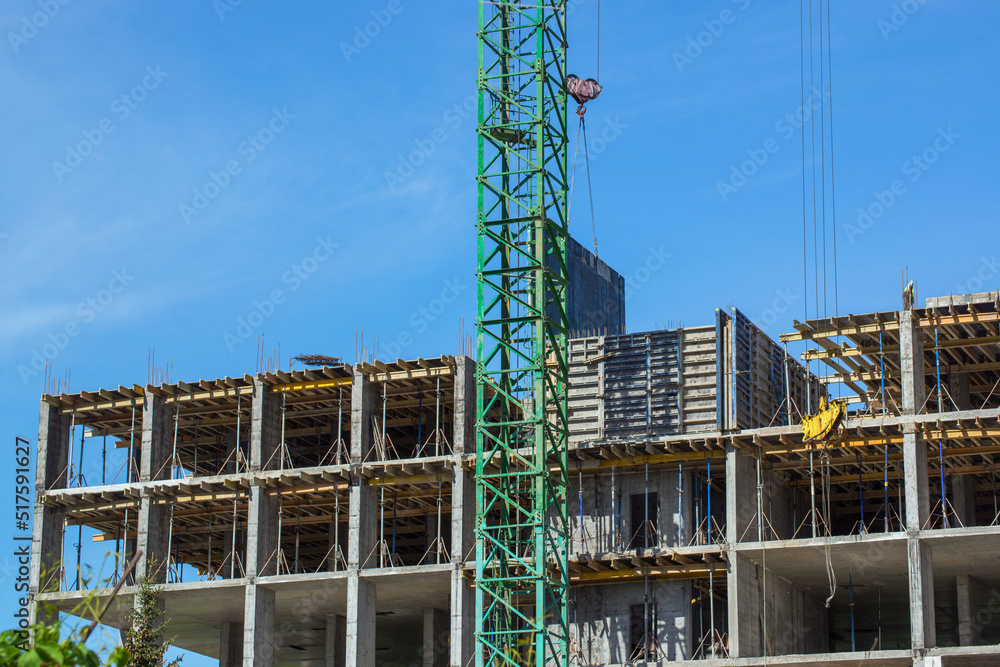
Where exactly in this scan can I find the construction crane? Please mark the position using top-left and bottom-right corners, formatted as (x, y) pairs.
(474, 2), (571, 667)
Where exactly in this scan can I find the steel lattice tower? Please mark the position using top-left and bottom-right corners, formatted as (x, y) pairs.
(475, 2), (570, 667)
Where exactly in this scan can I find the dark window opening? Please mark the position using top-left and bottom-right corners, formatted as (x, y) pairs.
(629, 602), (657, 661)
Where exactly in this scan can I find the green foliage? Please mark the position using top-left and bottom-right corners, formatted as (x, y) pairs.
(0, 619), (129, 667)
(121, 575), (180, 667)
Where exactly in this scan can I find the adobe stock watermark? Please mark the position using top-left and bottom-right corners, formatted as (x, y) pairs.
(672, 0), (751, 73)
(7, 0), (72, 53)
(379, 278), (467, 358)
(179, 107), (294, 223)
(953, 255), (999, 296)
(574, 115), (629, 164)
(17, 268), (134, 385)
(717, 86), (829, 201)
(754, 288), (797, 334)
(844, 126), (959, 244)
(878, 0), (928, 41)
(213, 0), (245, 21)
(51, 66), (169, 182)
(340, 0), (406, 63)
(223, 236), (339, 352)
(385, 94), (475, 193)
(623, 245), (672, 301)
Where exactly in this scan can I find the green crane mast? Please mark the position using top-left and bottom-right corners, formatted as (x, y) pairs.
(474, 2), (570, 667)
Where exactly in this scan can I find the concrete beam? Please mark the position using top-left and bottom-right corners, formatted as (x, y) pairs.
(351, 369), (378, 463)
(423, 607), (448, 667)
(244, 584), (275, 667)
(251, 377), (282, 472)
(899, 310), (926, 415)
(453, 356), (476, 454)
(326, 614), (346, 667)
(347, 577), (376, 667)
(907, 538), (935, 651)
(957, 574), (981, 647)
(220, 620), (244, 667)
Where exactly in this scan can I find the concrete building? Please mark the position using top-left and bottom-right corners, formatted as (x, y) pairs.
(28, 292), (1000, 666)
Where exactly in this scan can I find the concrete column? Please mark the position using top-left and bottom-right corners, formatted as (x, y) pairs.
(246, 485), (279, 578)
(140, 393), (172, 482)
(951, 474), (976, 527)
(450, 570), (475, 667)
(351, 368), (378, 463)
(29, 401), (70, 624)
(948, 373), (971, 411)
(135, 493), (171, 583)
(224, 429), (238, 475)
(326, 614), (347, 667)
(221, 521), (239, 579)
(957, 574), (981, 646)
(451, 464), (475, 565)
(349, 476), (378, 568)
(36, 399), (69, 491)
(903, 428), (930, 532)
(725, 444), (755, 543)
(136, 394), (172, 582)
(453, 356), (476, 454)
(244, 584), (275, 667)
(907, 538), (935, 651)
(328, 513), (347, 572)
(899, 310), (926, 415)
(251, 377), (281, 472)
(347, 576), (376, 667)
(423, 607), (448, 667)
(726, 552), (762, 658)
(220, 621), (244, 667)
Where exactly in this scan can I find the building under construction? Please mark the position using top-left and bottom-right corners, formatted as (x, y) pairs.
(27, 275), (1000, 666)
(24, 2), (1000, 666)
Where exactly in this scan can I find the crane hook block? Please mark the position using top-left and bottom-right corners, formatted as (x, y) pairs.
(566, 75), (602, 116)
(802, 396), (847, 442)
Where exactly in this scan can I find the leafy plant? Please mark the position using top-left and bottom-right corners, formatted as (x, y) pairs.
(121, 575), (181, 667)
(0, 618), (129, 667)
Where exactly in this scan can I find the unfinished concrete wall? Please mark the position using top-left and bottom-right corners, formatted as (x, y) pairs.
(571, 580), (691, 663)
(568, 469), (693, 554)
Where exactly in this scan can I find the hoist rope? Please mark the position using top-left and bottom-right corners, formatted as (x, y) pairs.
(568, 115), (599, 257)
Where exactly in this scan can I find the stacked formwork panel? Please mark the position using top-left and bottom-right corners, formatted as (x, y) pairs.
(568, 308), (822, 444)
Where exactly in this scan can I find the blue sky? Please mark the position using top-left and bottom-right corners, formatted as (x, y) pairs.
(1, 1), (997, 663)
